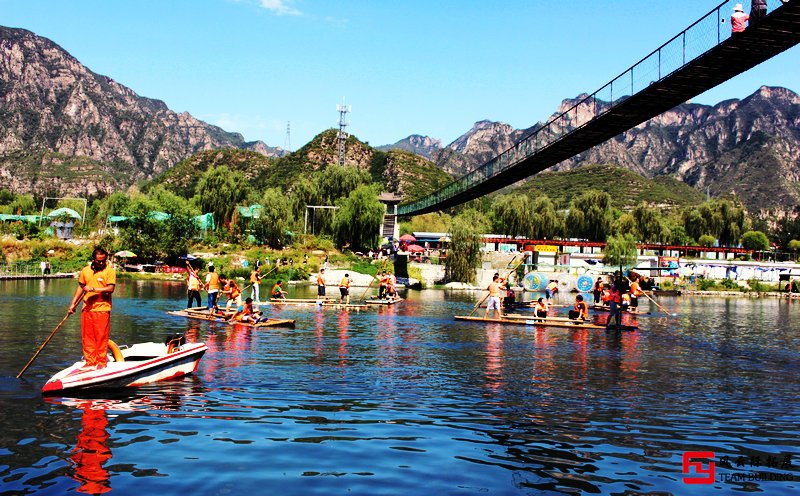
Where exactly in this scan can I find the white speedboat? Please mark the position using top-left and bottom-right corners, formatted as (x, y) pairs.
(42, 336), (207, 395)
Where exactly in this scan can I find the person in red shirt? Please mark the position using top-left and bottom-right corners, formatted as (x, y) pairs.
(731, 3), (749, 33)
(68, 247), (116, 371)
(568, 295), (589, 321)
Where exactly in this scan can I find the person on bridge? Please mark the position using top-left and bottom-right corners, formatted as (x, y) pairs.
(750, 0), (767, 23)
(731, 4), (750, 33)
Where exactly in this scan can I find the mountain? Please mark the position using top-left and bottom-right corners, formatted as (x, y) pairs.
(0, 26), (283, 197)
(384, 87), (800, 212)
(150, 129), (454, 202)
(377, 134), (442, 160)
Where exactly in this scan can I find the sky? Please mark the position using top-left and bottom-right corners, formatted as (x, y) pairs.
(2, 0), (799, 149)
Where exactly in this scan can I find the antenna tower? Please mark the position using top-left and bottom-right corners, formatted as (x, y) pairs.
(336, 99), (351, 165)
(284, 121), (292, 152)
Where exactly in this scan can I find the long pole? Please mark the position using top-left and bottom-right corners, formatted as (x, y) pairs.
(17, 292), (84, 378)
(468, 256), (522, 317)
(359, 259), (388, 301)
(628, 275), (675, 316)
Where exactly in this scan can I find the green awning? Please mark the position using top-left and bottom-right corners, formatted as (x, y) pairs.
(47, 207), (82, 221)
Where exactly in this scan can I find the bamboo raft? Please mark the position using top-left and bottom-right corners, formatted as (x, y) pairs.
(454, 315), (637, 331)
(168, 309), (296, 328)
(591, 305), (651, 315)
(266, 299), (369, 310)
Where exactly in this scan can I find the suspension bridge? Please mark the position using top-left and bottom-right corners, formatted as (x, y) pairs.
(398, 0), (800, 216)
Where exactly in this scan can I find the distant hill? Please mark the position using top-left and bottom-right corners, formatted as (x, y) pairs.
(150, 129), (454, 201)
(0, 25), (284, 197)
(513, 163), (707, 210)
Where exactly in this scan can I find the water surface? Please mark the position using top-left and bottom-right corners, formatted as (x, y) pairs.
(1, 279), (798, 495)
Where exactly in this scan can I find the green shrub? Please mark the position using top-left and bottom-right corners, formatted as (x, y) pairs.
(697, 278), (716, 291)
(719, 278), (740, 290)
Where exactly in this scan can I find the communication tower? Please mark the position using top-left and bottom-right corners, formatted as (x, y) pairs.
(336, 100), (351, 165)
(284, 121), (292, 153)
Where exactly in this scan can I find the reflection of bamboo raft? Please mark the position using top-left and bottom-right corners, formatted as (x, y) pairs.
(266, 299), (369, 310)
(365, 298), (403, 306)
(168, 309), (296, 328)
(454, 315), (637, 331)
(269, 297), (336, 303)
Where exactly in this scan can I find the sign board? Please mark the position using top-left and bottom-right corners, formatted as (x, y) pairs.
(534, 245), (558, 253)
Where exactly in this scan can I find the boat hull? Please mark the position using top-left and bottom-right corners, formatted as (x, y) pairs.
(42, 342), (207, 395)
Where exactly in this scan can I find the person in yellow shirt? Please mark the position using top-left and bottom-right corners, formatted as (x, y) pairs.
(545, 280), (559, 302)
(250, 267), (262, 303)
(67, 247), (116, 371)
(339, 273), (351, 304)
(317, 268), (327, 298)
(186, 262), (202, 309)
(204, 265), (220, 312)
(629, 277), (644, 313)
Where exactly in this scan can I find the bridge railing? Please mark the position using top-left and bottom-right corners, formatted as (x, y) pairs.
(399, 0), (789, 216)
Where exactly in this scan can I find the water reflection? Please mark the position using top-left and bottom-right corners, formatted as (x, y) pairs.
(71, 401), (112, 494)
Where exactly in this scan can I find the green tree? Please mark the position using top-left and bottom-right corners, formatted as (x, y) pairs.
(613, 213), (639, 238)
(632, 203), (667, 243)
(315, 165), (371, 204)
(253, 188), (294, 248)
(566, 190), (612, 241)
(195, 165), (251, 229)
(491, 194), (533, 237)
(446, 209), (488, 284)
(603, 234), (638, 268)
(740, 230), (769, 251)
(530, 195), (563, 239)
(698, 234), (716, 247)
(332, 184), (384, 251)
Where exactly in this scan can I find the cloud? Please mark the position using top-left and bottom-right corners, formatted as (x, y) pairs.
(259, 0), (301, 16)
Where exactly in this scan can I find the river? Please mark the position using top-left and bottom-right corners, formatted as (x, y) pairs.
(1, 279), (798, 495)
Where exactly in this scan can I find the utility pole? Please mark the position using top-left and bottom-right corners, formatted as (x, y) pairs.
(336, 99), (351, 166)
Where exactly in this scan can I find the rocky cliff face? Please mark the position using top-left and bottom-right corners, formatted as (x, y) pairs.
(0, 26), (283, 195)
(419, 86), (800, 211)
(377, 134), (442, 160)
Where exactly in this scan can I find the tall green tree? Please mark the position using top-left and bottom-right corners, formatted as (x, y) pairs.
(530, 195), (563, 239)
(740, 230), (769, 251)
(315, 165), (371, 204)
(603, 234), (638, 268)
(566, 190), (612, 241)
(195, 165), (251, 229)
(254, 188), (294, 248)
(632, 203), (667, 243)
(332, 184), (384, 251)
(491, 194), (533, 237)
(446, 209), (489, 284)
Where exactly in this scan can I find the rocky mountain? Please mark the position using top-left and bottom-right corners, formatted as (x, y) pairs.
(377, 134), (442, 160)
(150, 129), (453, 202)
(0, 26), (283, 197)
(383, 86), (800, 212)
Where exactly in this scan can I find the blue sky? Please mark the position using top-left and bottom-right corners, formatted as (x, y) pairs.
(2, 0), (798, 149)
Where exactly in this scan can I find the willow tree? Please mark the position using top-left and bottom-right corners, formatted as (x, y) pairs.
(566, 190), (612, 241)
(195, 165), (251, 229)
(446, 209), (489, 284)
(491, 194), (533, 237)
(530, 195), (563, 239)
(603, 234), (638, 268)
(332, 184), (384, 251)
(254, 188), (295, 248)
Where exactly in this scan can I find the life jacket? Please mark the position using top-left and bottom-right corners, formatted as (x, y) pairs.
(188, 272), (200, 291)
(229, 281), (240, 299)
(575, 300), (589, 319)
(340, 277), (350, 288)
(207, 272), (220, 291)
(317, 273), (325, 286)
